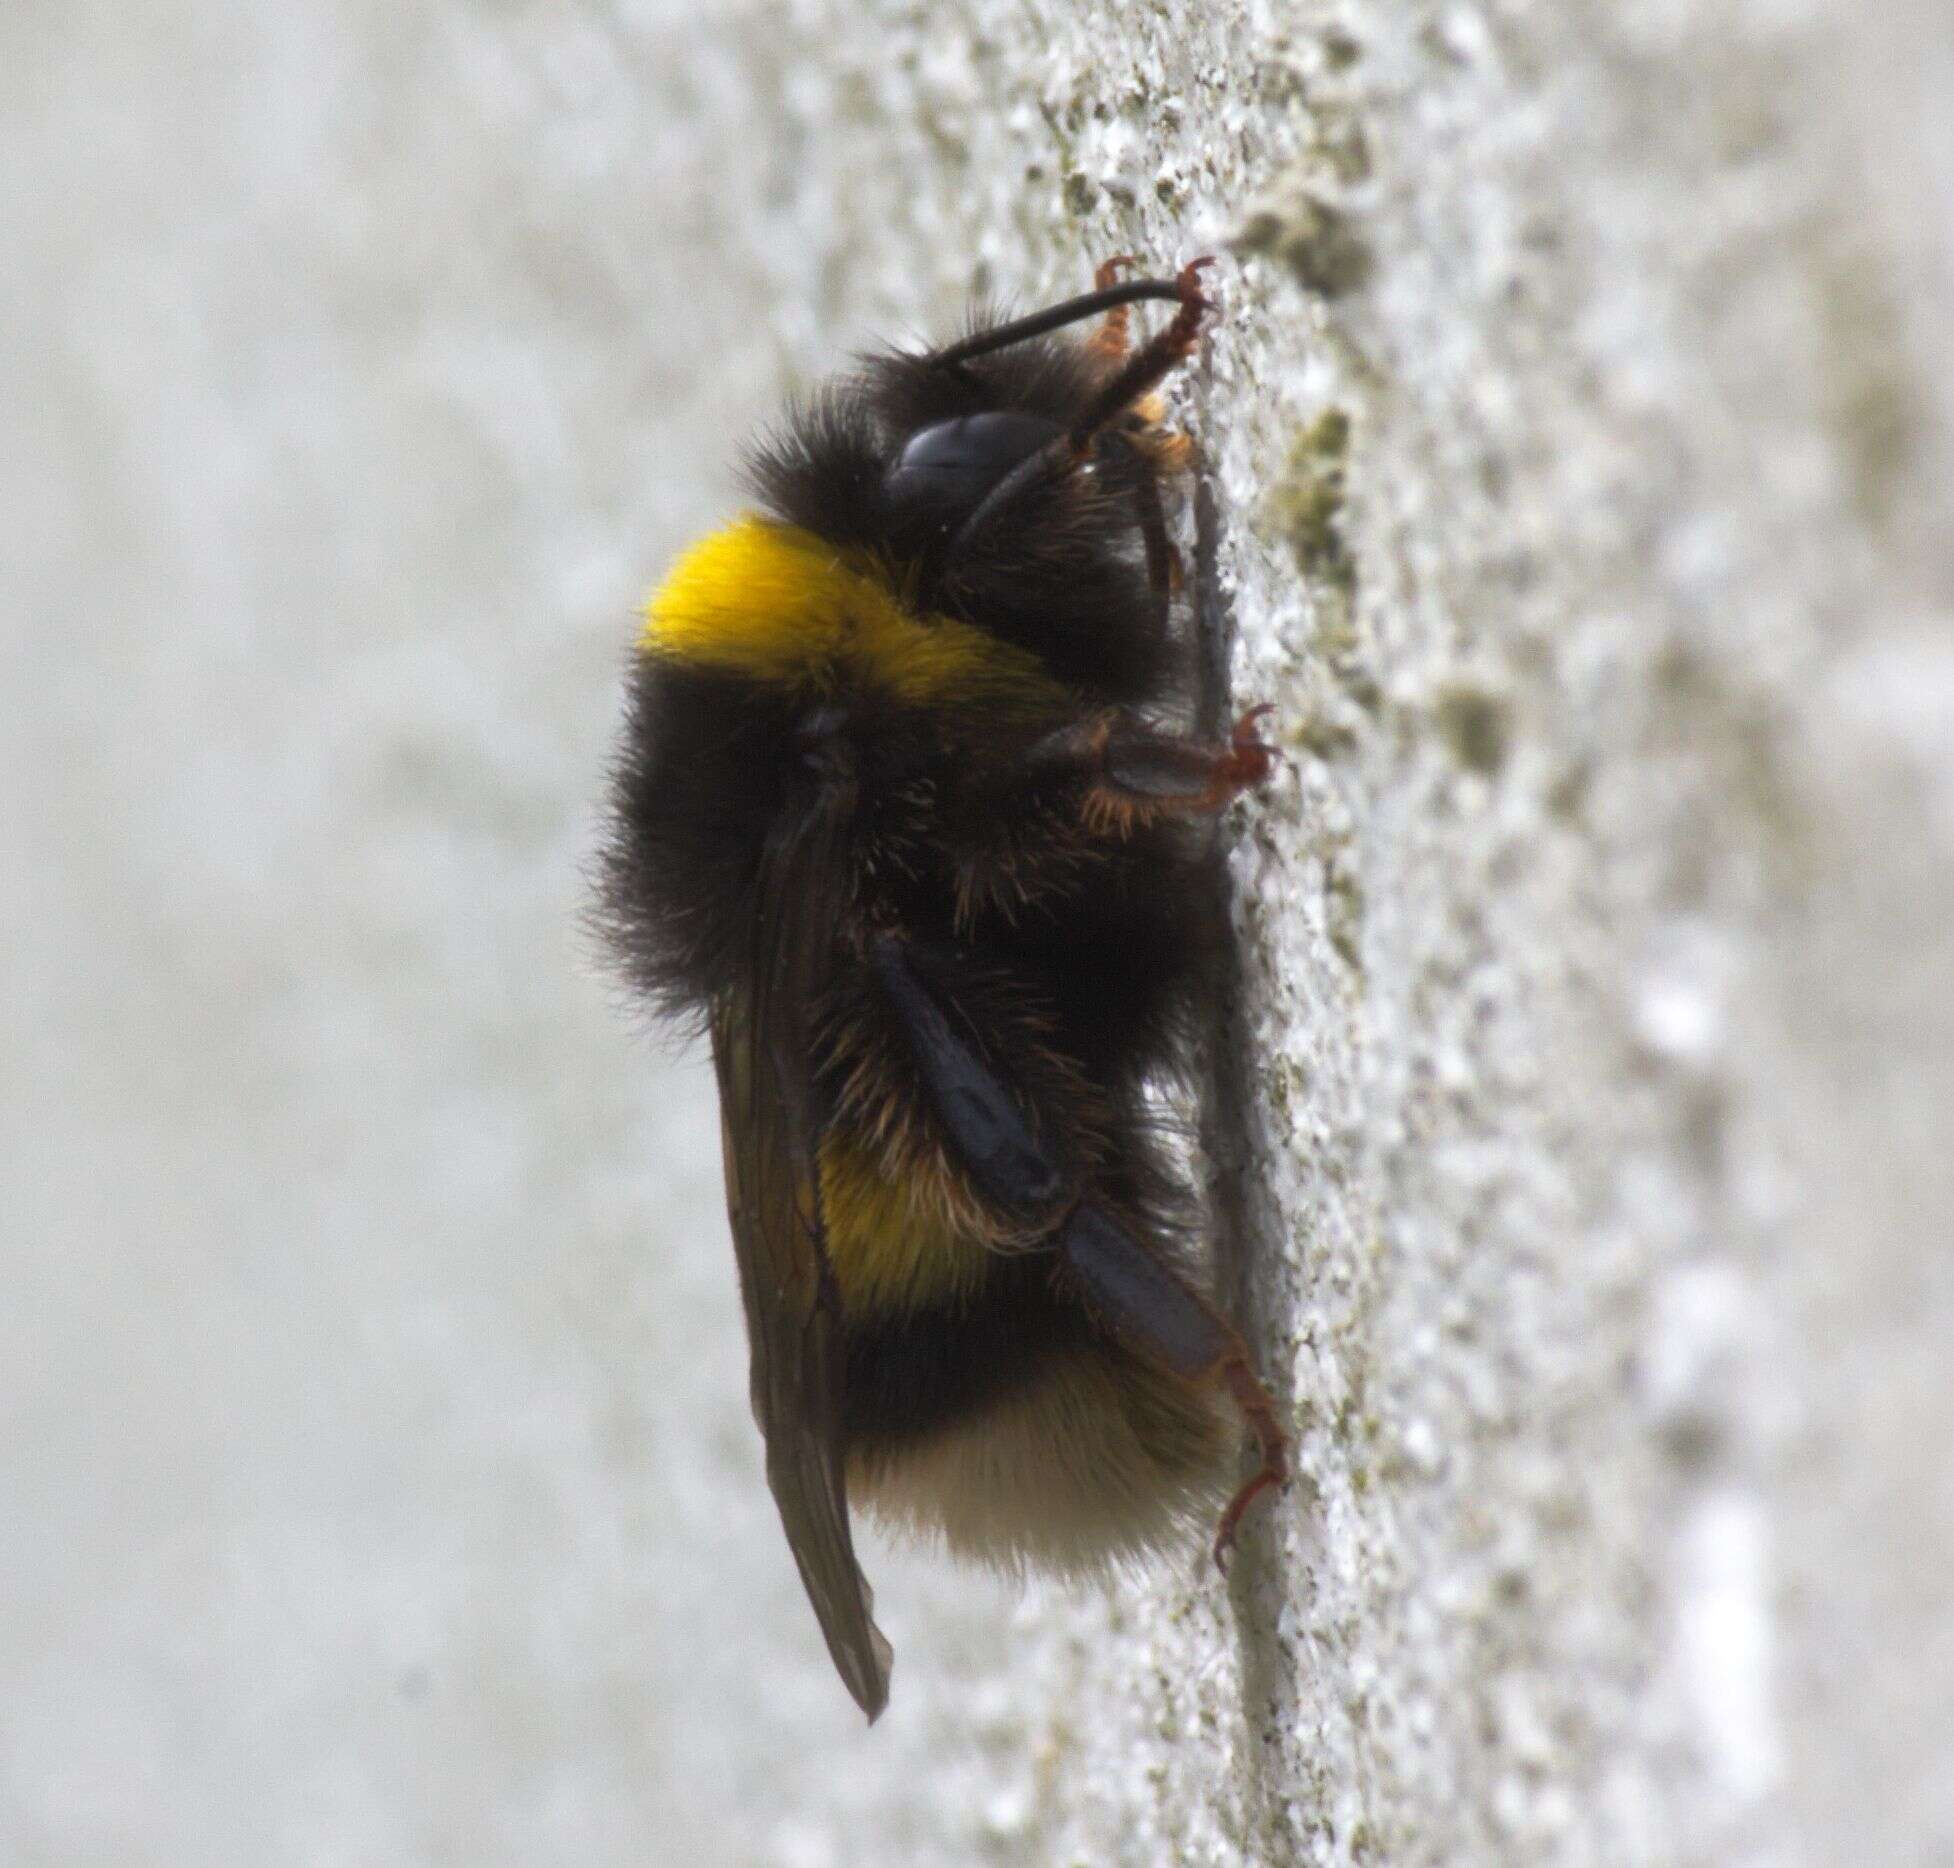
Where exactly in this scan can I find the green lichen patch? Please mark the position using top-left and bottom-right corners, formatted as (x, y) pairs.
(1268, 408), (1356, 597)
(1325, 856), (1366, 974)
(1234, 191), (1373, 297)
(1811, 245), (1921, 532)
(1060, 168), (1098, 215)
(1434, 682), (1514, 776)
(1295, 711), (1361, 761)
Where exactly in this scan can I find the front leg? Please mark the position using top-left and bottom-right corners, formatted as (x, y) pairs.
(942, 258), (1217, 569)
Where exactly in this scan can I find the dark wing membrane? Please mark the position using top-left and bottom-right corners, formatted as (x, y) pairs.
(709, 789), (892, 1722)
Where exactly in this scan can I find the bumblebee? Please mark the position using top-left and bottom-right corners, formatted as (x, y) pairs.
(599, 259), (1287, 1721)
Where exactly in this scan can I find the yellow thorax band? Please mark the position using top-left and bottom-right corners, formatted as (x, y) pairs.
(640, 516), (1054, 705)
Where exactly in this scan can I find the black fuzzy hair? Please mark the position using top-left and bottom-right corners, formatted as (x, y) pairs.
(595, 278), (1281, 1660)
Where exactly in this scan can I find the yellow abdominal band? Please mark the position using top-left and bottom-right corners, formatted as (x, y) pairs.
(819, 1137), (989, 1313)
(640, 516), (1055, 706)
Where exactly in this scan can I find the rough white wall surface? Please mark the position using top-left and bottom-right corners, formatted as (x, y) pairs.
(6, 2), (1952, 1864)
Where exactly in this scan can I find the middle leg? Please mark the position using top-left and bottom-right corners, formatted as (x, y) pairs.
(1028, 704), (1281, 836)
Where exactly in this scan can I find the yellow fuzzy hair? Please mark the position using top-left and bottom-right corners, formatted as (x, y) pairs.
(817, 1135), (990, 1313)
(641, 515), (1059, 708)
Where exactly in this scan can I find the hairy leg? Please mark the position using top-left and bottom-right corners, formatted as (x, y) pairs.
(943, 258), (1217, 569)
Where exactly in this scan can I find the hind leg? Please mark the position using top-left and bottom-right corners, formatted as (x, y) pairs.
(868, 937), (1289, 1565)
(1056, 1203), (1289, 1569)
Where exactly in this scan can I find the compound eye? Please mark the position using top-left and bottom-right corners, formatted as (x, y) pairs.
(883, 411), (1060, 512)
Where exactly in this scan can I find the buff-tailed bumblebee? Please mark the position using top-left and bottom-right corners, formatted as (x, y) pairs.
(598, 259), (1286, 1720)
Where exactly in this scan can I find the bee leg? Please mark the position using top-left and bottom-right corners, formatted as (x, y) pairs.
(943, 259), (1216, 566)
(1085, 254), (1139, 363)
(1132, 460), (1179, 623)
(1096, 429), (1180, 629)
(1058, 1203), (1289, 1567)
(1064, 257), (1214, 450)
(868, 939), (1288, 1561)
(866, 937), (1071, 1227)
(1030, 705), (1281, 836)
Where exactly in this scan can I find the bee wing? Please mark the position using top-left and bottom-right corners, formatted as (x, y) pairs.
(707, 791), (892, 1723)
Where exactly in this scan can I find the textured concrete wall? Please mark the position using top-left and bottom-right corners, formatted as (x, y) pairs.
(6, 2), (1952, 1864)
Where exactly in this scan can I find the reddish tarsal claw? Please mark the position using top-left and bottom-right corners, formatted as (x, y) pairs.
(1221, 703), (1280, 794)
(1210, 1356), (1290, 1572)
(1163, 256), (1218, 356)
(1212, 1469), (1284, 1574)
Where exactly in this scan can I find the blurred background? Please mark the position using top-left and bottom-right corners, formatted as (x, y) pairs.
(7, 2), (1954, 1864)
(4, 5), (1045, 1861)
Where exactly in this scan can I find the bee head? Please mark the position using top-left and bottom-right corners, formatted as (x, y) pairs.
(881, 410), (1060, 520)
